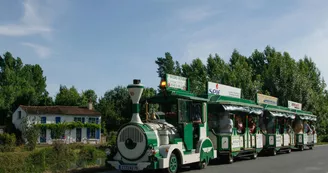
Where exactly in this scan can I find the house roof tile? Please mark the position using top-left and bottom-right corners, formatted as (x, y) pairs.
(19, 105), (101, 116)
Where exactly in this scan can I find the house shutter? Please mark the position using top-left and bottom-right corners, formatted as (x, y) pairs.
(96, 118), (99, 124)
(55, 117), (61, 124)
(41, 117), (46, 124)
(82, 117), (85, 123)
(96, 129), (100, 139)
(87, 128), (90, 139)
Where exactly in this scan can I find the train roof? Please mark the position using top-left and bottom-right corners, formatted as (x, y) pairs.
(261, 104), (296, 119)
(141, 90), (209, 104)
(291, 109), (317, 121)
(200, 94), (263, 115)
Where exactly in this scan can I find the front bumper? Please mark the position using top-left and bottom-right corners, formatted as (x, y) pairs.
(107, 161), (154, 171)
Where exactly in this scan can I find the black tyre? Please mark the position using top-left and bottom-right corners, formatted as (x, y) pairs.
(163, 153), (179, 173)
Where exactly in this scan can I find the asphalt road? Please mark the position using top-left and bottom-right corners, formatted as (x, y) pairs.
(102, 145), (328, 173)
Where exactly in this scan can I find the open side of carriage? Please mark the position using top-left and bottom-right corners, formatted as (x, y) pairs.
(200, 81), (264, 164)
(259, 103), (296, 155)
(255, 93), (298, 156)
(291, 109), (317, 151)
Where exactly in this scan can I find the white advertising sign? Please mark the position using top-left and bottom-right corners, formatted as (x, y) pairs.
(288, 100), (302, 110)
(207, 82), (241, 98)
(257, 93), (278, 106)
(166, 74), (187, 90)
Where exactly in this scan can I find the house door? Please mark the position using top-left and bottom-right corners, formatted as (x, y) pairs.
(76, 128), (82, 142)
(40, 128), (46, 143)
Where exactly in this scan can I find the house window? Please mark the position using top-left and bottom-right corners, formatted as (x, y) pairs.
(74, 117), (85, 123)
(89, 117), (99, 124)
(18, 111), (22, 119)
(90, 128), (96, 138)
(89, 117), (96, 124)
(41, 117), (46, 124)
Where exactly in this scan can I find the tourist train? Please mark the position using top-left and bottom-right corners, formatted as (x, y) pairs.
(105, 74), (317, 173)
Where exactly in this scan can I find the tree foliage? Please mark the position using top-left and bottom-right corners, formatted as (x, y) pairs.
(155, 46), (328, 135)
(0, 52), (47, 126)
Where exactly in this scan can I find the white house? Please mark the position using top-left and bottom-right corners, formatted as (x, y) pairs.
(12, 102), (102, 144)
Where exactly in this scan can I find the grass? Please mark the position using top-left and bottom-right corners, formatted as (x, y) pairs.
(317, 142), (328, 145)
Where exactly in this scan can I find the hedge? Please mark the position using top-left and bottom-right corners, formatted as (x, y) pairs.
(319, 135), (328, 143)
(0, 142), (106, 173)
(0, 133), (16, 152)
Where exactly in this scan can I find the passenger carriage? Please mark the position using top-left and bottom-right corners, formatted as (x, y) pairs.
(291, 107), (317, 150)
(202, 82), (264, 164)
(256, 94), (296, 155)
(106, 74), (216, 173)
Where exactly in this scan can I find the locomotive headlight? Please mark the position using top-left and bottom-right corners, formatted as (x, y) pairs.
(160, 79), (167, 89)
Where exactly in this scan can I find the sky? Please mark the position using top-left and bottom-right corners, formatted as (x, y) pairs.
(1, 0), (328, 100)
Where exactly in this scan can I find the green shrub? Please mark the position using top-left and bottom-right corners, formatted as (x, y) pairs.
(0, 152), (29, 173)
(68, 142), (85, 150)
(47, 141), (76, 173)
(106, 131), (117, 146)
(23, 148), (51, 173)
(0, 133), (16, 152)
(319, 135), (328, 142)
(0, 142), (107, 173)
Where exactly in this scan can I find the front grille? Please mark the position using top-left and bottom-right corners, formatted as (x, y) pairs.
(119, 126), (144, 143)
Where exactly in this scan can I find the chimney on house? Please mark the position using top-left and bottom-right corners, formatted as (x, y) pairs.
(88, 97), (93, 110)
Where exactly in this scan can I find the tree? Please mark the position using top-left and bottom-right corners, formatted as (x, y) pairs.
(155, 52), (176, 79)
(206, 53), (230, 85)
(79, 89), (97, 107)
(153, 45), (328, 137)
(0, 52), (47, 126)
(228, 49), (262, 100)
(55, 85), (80, 106)
(181, 58), (208, 95)
(39, 91), (54, 106)
(97, 86), (131, 131)
(20, 116), (40, 151)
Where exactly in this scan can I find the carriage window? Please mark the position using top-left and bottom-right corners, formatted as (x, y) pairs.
(190, 103), (202, 123)
(207, 104), (220, 133)
(178, 99), (191, 123)
(158, 103), (177, 117)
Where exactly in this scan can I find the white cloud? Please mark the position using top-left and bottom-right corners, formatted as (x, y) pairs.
(21, 42), (51, 59)
(0, 0), (55, 38)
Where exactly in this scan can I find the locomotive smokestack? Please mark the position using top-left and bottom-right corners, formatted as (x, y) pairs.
(127, 79), (144, 124)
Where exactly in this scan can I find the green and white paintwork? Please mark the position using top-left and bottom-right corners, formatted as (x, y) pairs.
(260, 104), (296, 154)
(107, 75), (216, 173)
(204, 87), (264, 162)
(292, 109), (317, 150)
(127, 81), (144, 124)
(106, 76), (318, 172)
